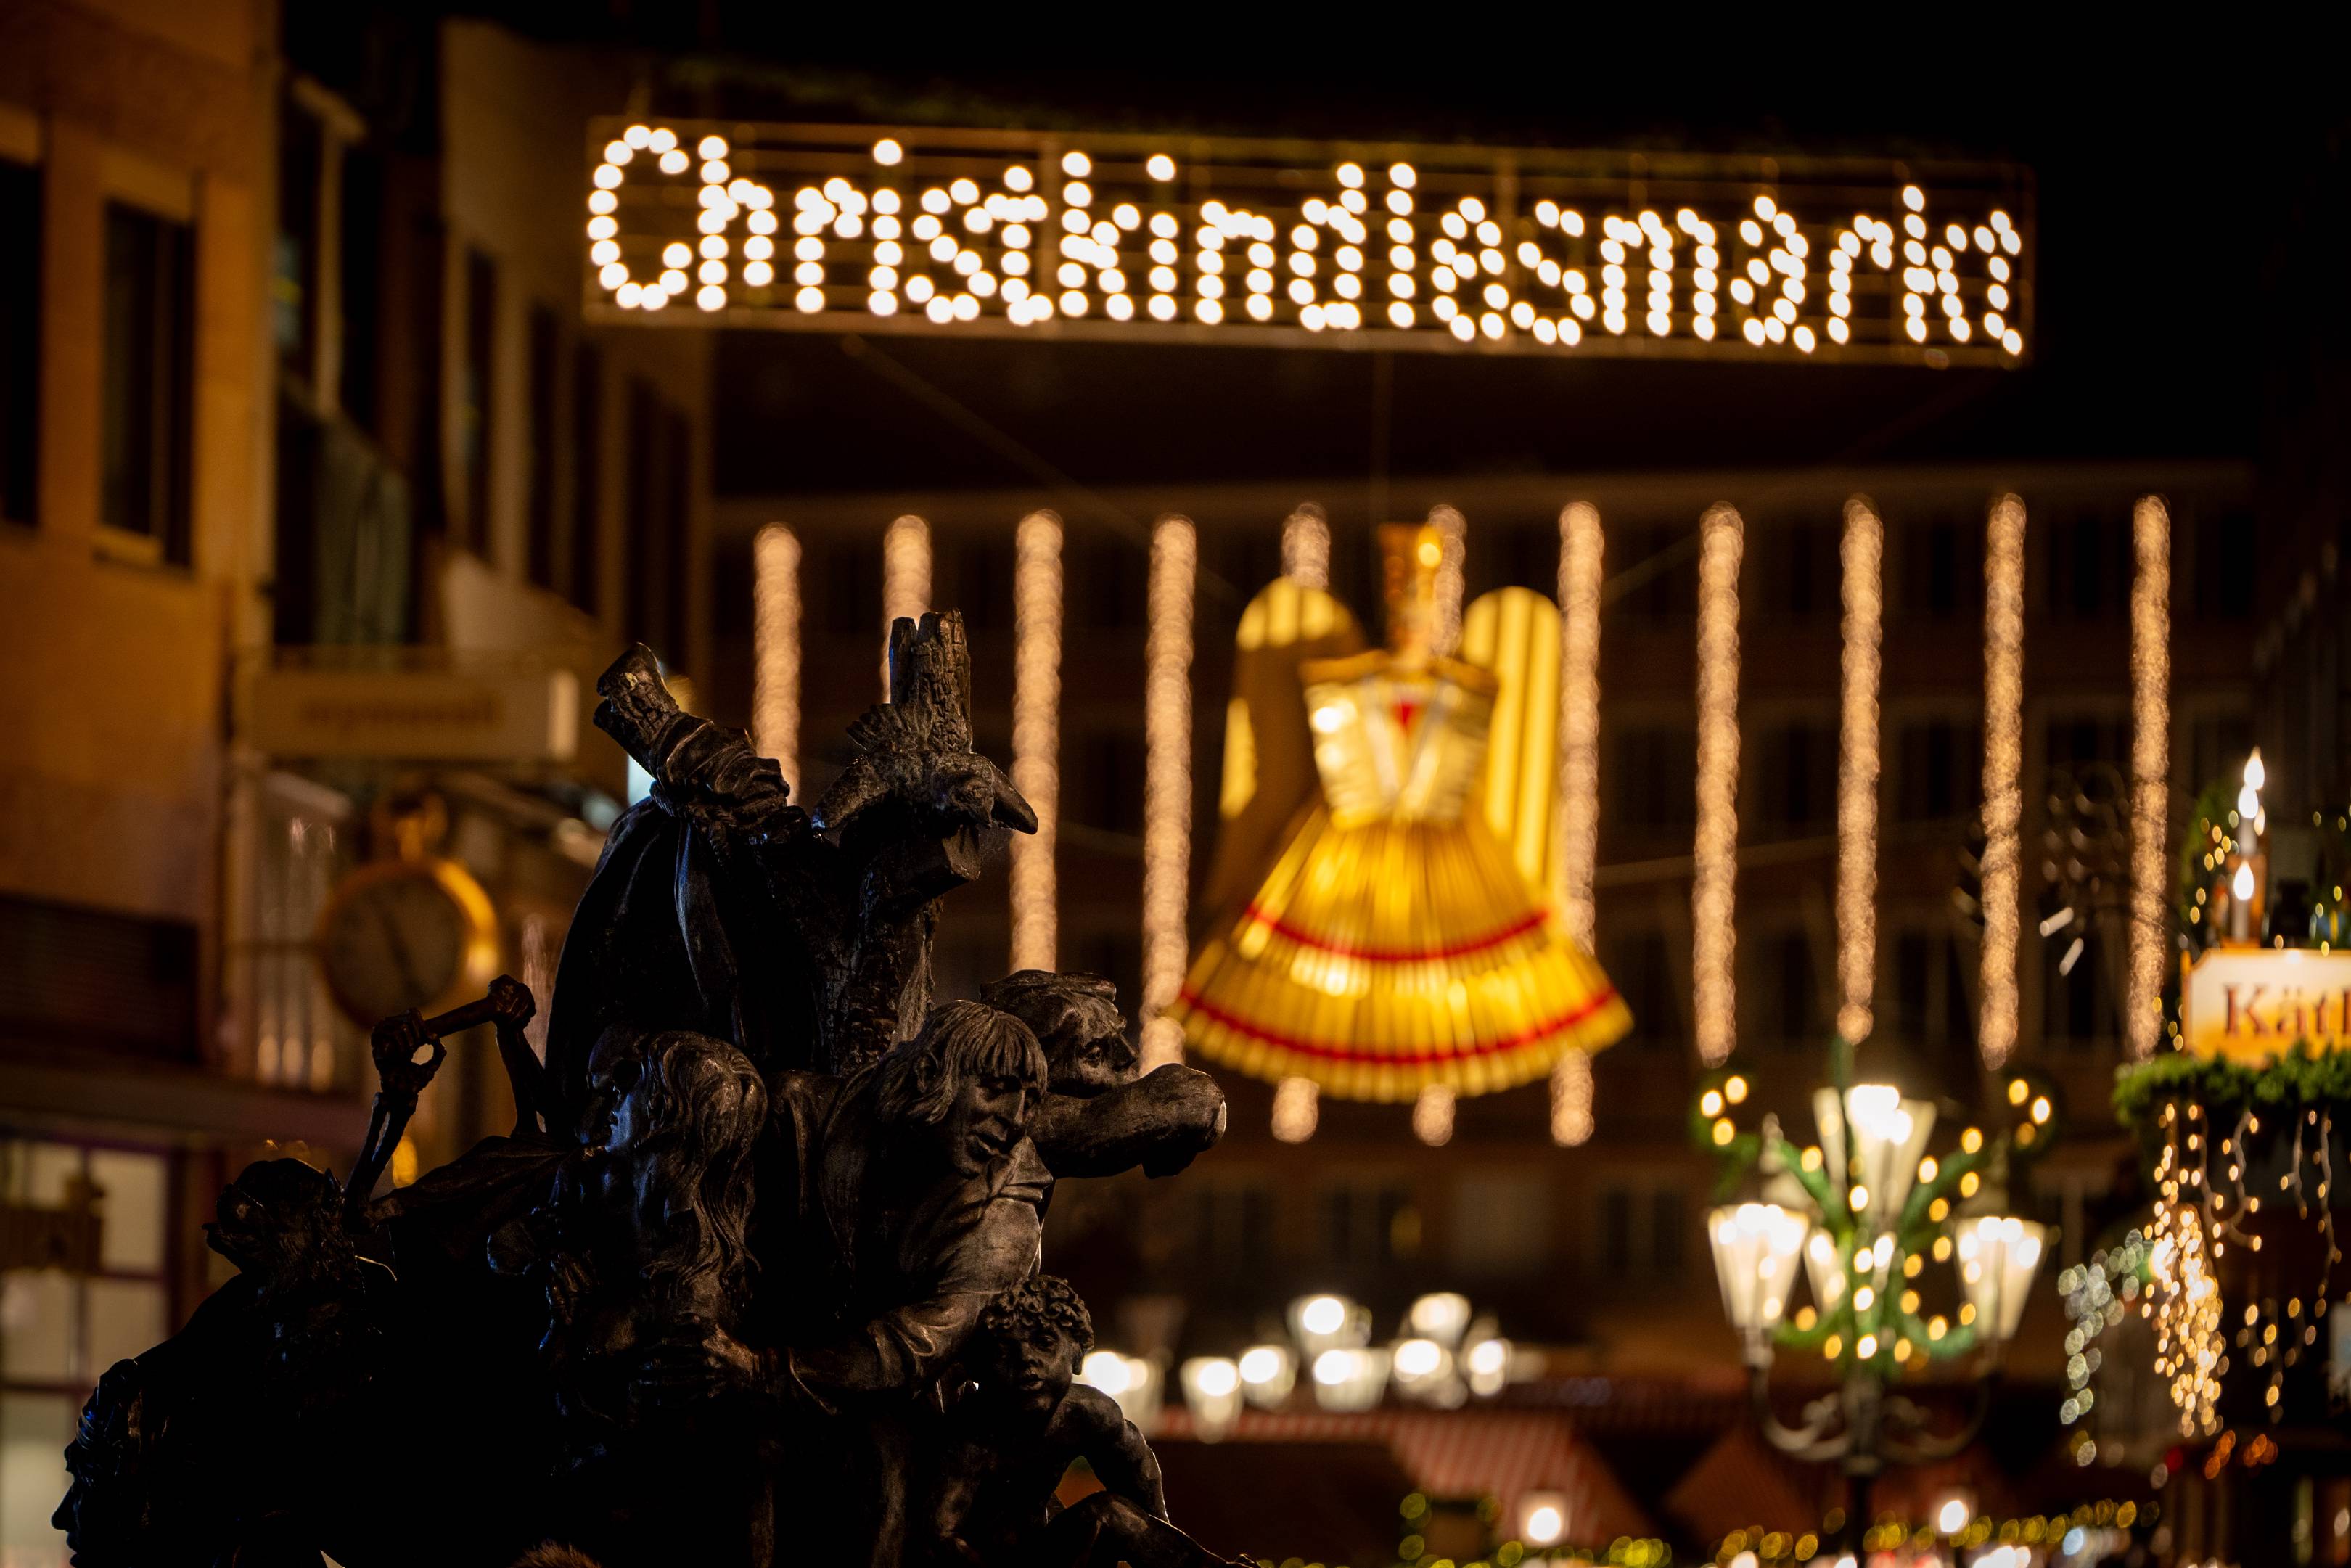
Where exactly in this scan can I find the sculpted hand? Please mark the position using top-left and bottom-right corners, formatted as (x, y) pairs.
(369, 1011), (444, 1099)
(631, 1316), (765, 1407)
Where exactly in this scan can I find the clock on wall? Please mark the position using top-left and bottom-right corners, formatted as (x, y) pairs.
(314, 796), (499, 1030)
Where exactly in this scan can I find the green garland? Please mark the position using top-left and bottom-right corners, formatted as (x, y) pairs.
(2112, 1041), (2351, 1134)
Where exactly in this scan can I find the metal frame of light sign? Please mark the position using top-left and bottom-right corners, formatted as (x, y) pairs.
(583, 121), (2033, 366)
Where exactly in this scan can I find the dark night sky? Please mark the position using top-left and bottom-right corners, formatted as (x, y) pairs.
(488, 17), (2328, 498)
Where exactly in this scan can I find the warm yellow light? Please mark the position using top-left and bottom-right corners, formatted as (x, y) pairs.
(1281, 505), (1331, 590)
(1556, 502), (1604, 954)
(1010, 512), (1064, 972)
(872, 137), (903, 165)
(1837, 498), (1882, 1042)
(1414, 1084), (1456, 1146)
(2128, 496), (2170, 1059)
(1701, 1090), (1724, 1117)
(1141, 516), (1197, 1070)
(1694, 504), (1744, 1065)
(882, 514), (932, 695)
(1978, 495), (2026, 1067)
(1146, 153), (1176, 181)
(1427, 506), (1467, 656)
(1272, 1075), (1319, 1142)
(752, 524), (802, 791)
(1550, 1051), (1594, 1148)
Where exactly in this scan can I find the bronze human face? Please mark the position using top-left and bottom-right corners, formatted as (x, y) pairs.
(941, 1069), (1034, 1176)
(1048, 1028), (1138, 1099)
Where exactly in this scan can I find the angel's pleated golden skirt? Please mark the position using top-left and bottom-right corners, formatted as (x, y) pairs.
(1170, 805), (1630, 1101)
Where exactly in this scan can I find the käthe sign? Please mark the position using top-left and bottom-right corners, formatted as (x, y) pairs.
(241, 666), (580, 762)
(2181, 948), (2351, 1063)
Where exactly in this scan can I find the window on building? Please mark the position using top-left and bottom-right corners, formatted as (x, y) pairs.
(101, 203), (194, 564)
(1216, 525), (1281, 602)
(817, 533), (884, 638)
(336, 143), (385, 435)
(1072, 728), (1144, 837)
(1760, 518), (1837, 624)
(2186, 711), (2254, 795)
(951, 532), (1015, 632)
(1746, 928), (1819, 1048)
(1650, 1187), (1688, 1277)
(274, 104), (323, 381)
(1318, 1181), (1418, 1270)
(623, 379), (692, 661)
(0, 894), (199, 1063)
(1753, 720), (1836, 837)
(457, 248), (496, 554)
(2194, 506), (2258, 620)
(226, 784), (359, 1089)
(2043, 930), (2118, 1048)
(1595, 1181), (1691, 1276)
(2044, 508), (2130, 620)
(1070, 538), (1146, 631)
(1450, 1174), (1553, 1276)
(0, 1136), (173, 1556)
(567, 343), (602, 612)
(1894, 717), (1982, 823)
(2043, 715), (2130, 776)
(1900, 512), (1979, 620)
(1608, 725), (1697, 837)
(1185, 1181), (1275, 1277)
(1892, 927), (1978, 1063)
(525, 304), (559, 590)
(1599, 927), (1679, 1049)
(0, 155), (38, 527)
(1613, 522), (1695, 623)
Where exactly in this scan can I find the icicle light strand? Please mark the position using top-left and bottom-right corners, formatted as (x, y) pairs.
(1692, 504), (1743, 1067)
(1979, 494), (2027, 1068)
(1414, 1084), (1456, 1146)
(1271, 1076), (1320, 1143)
(752, 523), (802, 790)
(1428, 504), (1467, 656)
(2128, 496), (2171, 1061)
(1837, 498), (1883, 1043)
(1010, 511), (1064, 972)
(1281, 504), (1331, 590)
(1551, 501), (1604, 1146)
(1140, 517), (1197, 1070)
(881, 513), (931, 694)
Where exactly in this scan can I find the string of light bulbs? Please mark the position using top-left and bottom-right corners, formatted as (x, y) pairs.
(1837, 498), (1883, 1044)
(752, 522), (801, 790)
(1979, 495), (2027, 1068)
(1551, 501), (1604, 1147)
(1693, 504), (1744, 1067)
(882, 513), (931, 694)
(1010, 512), (1064, 972)
(1140, 517), (1196, 1071)
(2128, 496), (2170, 1061)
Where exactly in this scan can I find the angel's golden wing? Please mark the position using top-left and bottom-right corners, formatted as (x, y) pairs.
(1458, 586), (1561, 893)
(1198, 578), (1364, 922)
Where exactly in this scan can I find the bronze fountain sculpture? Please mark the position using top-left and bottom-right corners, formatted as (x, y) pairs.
(54, 612), (1239, 1568)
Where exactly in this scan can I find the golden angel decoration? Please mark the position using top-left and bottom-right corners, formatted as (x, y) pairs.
(1170, 524), (1630, 1133)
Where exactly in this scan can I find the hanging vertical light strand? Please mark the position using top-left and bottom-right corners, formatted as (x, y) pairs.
(1010, 511), (1064, 973)
(1837, 497), (1884, 1044)
(1692, 504), (1744, 1068)
(1979, 494), (2028, 1069)
(1275, 502), (1335, 1130)
(752, 522), (802, 790)
(1281, 504), (1331, 590)
(881, 513), (932, 694)
(1140, 516), (1197, 1071)
(1428, 504), (1467, 655)
(1271, 1075), (1320, 1143)
(1413, 1083), (1456, 1146)
(2128, 496), (2171, 1060)
(1551, 501), (1604, 1147)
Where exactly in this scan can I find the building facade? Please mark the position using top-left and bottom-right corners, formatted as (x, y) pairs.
(0, 7), (714, 1553)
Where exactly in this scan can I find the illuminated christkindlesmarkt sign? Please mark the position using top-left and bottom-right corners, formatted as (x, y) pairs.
(583, 123), (2032, 365)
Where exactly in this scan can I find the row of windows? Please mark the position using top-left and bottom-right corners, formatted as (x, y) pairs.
(1599, 920), (2128, 1051)
(273, 97), (694, 656)
(1162, 1174), (1691, 1283)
